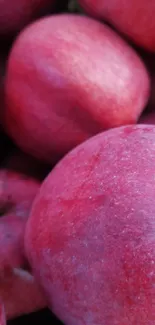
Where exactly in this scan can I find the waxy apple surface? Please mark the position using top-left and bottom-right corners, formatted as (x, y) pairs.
(79, 0), (155, 51)
(5, 14), (150, 162)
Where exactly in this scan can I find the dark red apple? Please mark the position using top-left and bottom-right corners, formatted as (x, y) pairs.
(0, 301), (5, 325)
(0, 0), (55, 36)
(0, 49), (8, 125)
(26, 125), (155, 324)
(4, 14), (150, 163)
(79, 0), (155, 51)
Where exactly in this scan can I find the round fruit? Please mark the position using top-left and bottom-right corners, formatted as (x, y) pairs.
(5, 14), (150, 162)
(25, 125), (155, 324)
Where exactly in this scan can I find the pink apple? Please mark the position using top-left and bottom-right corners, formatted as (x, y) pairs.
(4, 14), (150, 162)
(26, 125), (155, 324)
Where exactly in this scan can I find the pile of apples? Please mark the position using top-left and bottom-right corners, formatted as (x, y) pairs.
(1, 0), (155, 324)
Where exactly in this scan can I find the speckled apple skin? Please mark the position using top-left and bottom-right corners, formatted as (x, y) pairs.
(5, 14), (150, 162)
(25, 125), (155, 325)
(79, 0), (155, 52)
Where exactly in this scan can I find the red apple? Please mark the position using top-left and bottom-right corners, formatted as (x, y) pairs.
(0, 49), (8, 125)
(26, 125), (155, 324)
(0, 215), (26, 270)
(0, 0), (55, 36)
(79, 0), (155, 51)
(0, 267), (46, 320)
(0, 301), (5, 325)
(0, 149), (44, 268)
(0, 150), (47, 319)
(0, 155), (41, 222)
(0, 56), (5, 94)
(4, 14), (150, 163)
(0, 50), (7, 84)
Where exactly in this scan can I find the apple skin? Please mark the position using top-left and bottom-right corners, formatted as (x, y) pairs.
(25, 124), (155, 325)
(0, 215), (26, 270)
(79, 0), (155, 51)
(0, 161), (41, 222)
(0, 150), (42, 270)
(0, 151), (47, 320)
(0, 268), (46, 320)
(0, 50), (8, 126)
(0, 301), (5, 325)
(5, 14), (150, 163)
(0, 0), (55, 36)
